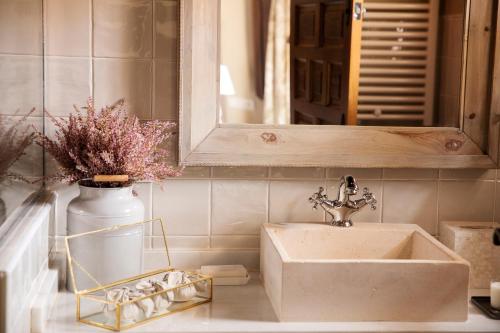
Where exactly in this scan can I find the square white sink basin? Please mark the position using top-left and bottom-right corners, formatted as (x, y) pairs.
(260, 223), (469, 322)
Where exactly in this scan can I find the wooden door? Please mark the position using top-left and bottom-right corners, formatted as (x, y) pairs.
(290, 0), (362, 125)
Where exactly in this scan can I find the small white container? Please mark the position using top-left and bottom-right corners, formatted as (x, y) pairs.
(67, 181), (145, 291)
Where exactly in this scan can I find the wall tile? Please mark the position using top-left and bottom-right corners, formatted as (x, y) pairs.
(0, 0), (42, 55)
(326, 180), (382, 223)
(178, 167), (211, 178)
(383, 168), (439, 180)
(212, 167), (268, 179)
(495, 181), (500, 223)
(47, 183), (80, 236)
(152, 180), (210, 236)
(158, 128), (179, 164)
(153, 59), (177, 120)
(94, 0), (152, 58)
(269, 181), (325, 223)
(154, 0), (178, 60)
(382, 181), (438, 234)
(94, 58), (152, 119)
(0, 55), (43, 116)
(211, 181), (268, 235)
(438, 180), (495, 222)
(327, 168), (382, 180)
(152, 236), (209, 249)
(45, 57), (90, 116)
(440, 169), (497, 180)
(45, 0), (89, 56)
(147, 250), (259, 270)
(210, 236), (260, 249)
(270, 167), (324, 179)
(134, 182), (152, 220)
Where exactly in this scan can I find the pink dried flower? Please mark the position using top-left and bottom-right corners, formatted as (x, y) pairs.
(37, 98), (181, 185)
(0, 109), (36, 183)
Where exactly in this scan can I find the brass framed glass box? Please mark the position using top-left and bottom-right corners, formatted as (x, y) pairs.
(65, 218), (213, 331)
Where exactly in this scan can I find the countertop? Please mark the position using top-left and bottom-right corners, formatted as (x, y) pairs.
(46, 275), (500, 333)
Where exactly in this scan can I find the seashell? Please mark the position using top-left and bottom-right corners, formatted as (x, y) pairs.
(187, 273), (209, 293)
(163, 271), (197, 302)
(151, 280), (172, 311)
(104, 288), (140, 323)
(129, 291), (155, 319)
(135, 281), (156, 294)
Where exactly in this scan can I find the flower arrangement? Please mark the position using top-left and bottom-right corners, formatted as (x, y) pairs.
(0, 111), (36, 183)
(37, 98), (181, 187)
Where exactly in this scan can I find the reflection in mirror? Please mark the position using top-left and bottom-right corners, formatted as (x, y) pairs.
(220, 0), (465, 127)
(0, 0), (44, 227)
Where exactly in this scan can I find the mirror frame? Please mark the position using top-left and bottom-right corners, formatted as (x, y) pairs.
(179, 0), (500, 168)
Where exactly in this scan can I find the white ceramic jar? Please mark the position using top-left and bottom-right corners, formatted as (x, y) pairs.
(66, 182), (145, 291)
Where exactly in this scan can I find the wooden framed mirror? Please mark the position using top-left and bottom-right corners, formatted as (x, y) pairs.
(179, 0), (500, 168)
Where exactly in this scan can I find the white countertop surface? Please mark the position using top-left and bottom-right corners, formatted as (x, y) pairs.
(46, 275), (500, 333)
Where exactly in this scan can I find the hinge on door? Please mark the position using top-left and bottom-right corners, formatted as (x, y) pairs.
(353, 1), (364, 21)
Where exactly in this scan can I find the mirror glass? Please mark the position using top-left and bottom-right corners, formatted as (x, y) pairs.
(220, 0), (466, 126)
(0, 0), (44, 228)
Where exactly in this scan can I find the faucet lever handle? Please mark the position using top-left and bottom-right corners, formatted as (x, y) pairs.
(362, 187), (377, 210)
(309, 187), (328, 210)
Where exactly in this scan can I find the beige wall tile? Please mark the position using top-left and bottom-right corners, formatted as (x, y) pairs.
(2, 115), (43, 179)
(438, 181), (495, 222)
(152, 236), (209, 249)
(269, 181), (325, 223)
(382, 181), (438, 234)
(210, 236), (260, 249)
(211, 181), (268, 235)
(155, 250), (259, 270)
(45, 57), (90, 116)
(46, 183), (80, 236)
(178, 167), (211, 178)
(0, 55), (43, 116)
(153, 59), (177, 120)
(326, 180), (382, 223)
(495, 182), (500, 223)
(157, 126), (179, 164)
(0, 181), (40, 224)
(212, 167), (268, 179)
(152, 180), (210, 236)
(93, 0), (152, 58)
(440, 169), (497, 180)
(327, 168), (382, 180)
(94, 58), (152, 119)
(154, 0), (178, 60)
(0, 0), (42, 55)
(134, 182), (152, 220)
(383, 168), (439, 180)
(271, 167), (324, 179)
(45, 0), (89, 56)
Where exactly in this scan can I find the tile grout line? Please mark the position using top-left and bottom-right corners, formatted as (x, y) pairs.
(492, 179), (498, 224)
(208, 179), (213, 249)
(89, 0), (94, 98)
(150, 0), (155, 119)
(267, 178), (271, 224)
(380, 178), (385, 224)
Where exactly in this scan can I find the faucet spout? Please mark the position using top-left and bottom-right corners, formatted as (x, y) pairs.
(309, 175), (377, 227)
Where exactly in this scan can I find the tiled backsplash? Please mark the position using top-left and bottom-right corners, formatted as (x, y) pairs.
(44, 0), (500, 270)
(51, 167), (500, 270)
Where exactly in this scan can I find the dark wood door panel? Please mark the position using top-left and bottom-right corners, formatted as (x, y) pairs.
(291, 0), (351, 125)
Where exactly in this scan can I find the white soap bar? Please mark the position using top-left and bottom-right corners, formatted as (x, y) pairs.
(201, 265), (248, 278)
(491, 282), (500, 309)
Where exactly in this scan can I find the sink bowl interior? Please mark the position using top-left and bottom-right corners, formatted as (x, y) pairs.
(260, 223), (470, 322)
(271, 225), (454, 261)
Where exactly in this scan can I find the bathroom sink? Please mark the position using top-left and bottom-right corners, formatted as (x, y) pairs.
(260, 223), (469, 322)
